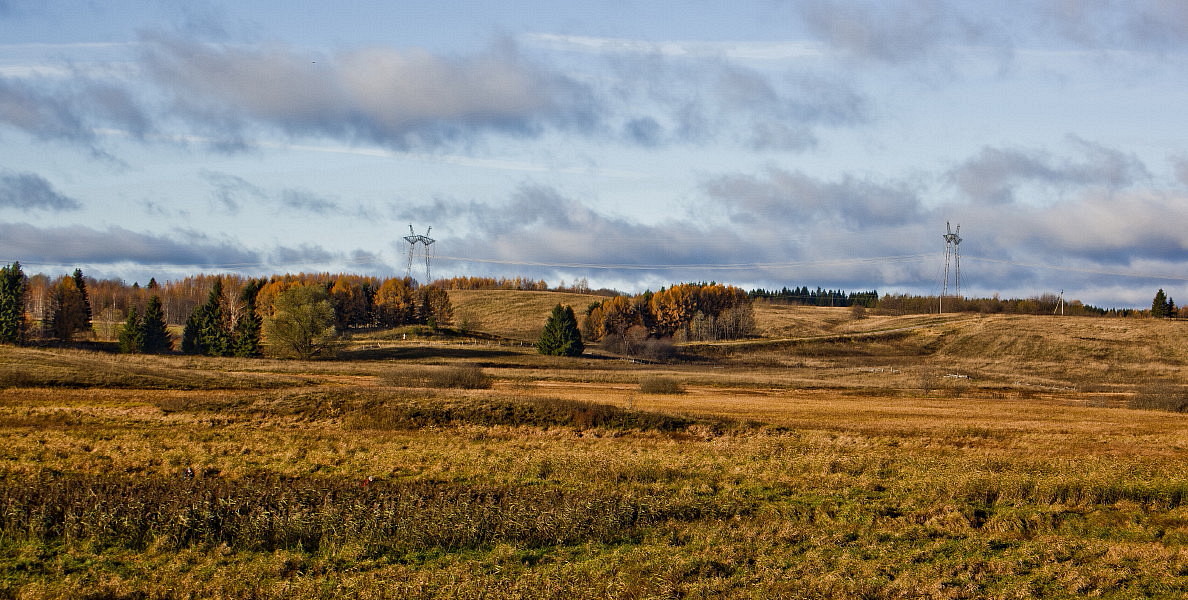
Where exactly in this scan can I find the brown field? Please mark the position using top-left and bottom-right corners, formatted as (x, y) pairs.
(2, 294), (1187, 599)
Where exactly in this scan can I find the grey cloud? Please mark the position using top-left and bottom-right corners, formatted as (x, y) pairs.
(796, 0), (986, 63)
(624, 117), (662, 146)
(1041, 0), (1188, 50)
(0, 223), (258, 265)
(985, 191), (1188, 265)
(1173, 157), (1188, 187)
(139, 34), (596, 149)
(0, 75), (150, 147)
(948, 140), (1150, 204)
(200, 169), (266, 213)
(0, 171), (81, 211)
(270, 243), (335, 265)
(795, 1), (1188, 65)
(280, 189), (339, 215)
(403, 185), (752, 270)
(603, 57), (869, 150)
(701, 167), (924, 227)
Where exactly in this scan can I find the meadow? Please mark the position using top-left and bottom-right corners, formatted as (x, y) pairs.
(1, 293), (1187, 599)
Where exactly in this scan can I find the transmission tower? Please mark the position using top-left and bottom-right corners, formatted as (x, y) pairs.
(403, 225), (435, 283)
(941, 222), (962, 311)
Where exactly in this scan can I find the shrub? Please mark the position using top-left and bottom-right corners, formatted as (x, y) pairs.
(639, 376), (684, 394)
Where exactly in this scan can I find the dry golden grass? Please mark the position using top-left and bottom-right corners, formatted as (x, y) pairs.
(4, 304), (1188, 598)
(446, 289), (604, 341)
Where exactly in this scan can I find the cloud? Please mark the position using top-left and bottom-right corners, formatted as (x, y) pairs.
(0, 75), (150, 149)
(795, 0), (988, 64)
(403, 185), (742, 268)
(0, 223), (259, 266)
(279, 189), (339, 214)
(701, 167), (924, 227)
(947, 139), (1151, 204)
(199, 169), (266, 213)
(1173, 156), (1188, 187)
(976, 190), (1188, 266)
(138, 33), (595, 149)
(269, 243), (335, 265)
(0, 171), (81, 211)
(597, 49), (870, 150)
(1040, 0), (1188, 50)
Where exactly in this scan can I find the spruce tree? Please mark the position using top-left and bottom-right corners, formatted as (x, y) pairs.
(1153, 289), (1170, 318)
(72, 268), (92, 326)
(536, 304), (584, 356)
(139, 295), (172, 353)
(181, 309), (202, 354)
(182, 279), (231, 356)
(0, 262), (26, 344)
(231, 280), (263, 357)
(118, 307), (143, 353)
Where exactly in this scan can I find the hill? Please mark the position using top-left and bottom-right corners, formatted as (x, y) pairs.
(447, 289), (604, 341)
(446, 290), (1188, 392)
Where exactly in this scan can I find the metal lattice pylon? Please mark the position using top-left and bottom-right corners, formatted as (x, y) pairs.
(403, 225), (435, 283)
(941, 221), (961, 311)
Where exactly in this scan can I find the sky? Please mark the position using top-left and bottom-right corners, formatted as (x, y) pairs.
(1, 1), (1187, 307)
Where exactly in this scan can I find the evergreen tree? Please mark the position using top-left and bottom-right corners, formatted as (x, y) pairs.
(72, 268), (92, 326)
(536, 304), (584, 357)
(118, 306), (143, 353)
(231, 280), (263, 357)
(0, 262), (27, 344)
(1153, 289), (1170, 318)
(139, 295), (172, 353)
(182, 279), (231, 356)
(181, 310), (202, 354)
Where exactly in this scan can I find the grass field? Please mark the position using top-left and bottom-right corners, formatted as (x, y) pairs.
(1, 295), (1187, 599)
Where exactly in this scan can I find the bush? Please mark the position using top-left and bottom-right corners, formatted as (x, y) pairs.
(639, 376), (684, 394)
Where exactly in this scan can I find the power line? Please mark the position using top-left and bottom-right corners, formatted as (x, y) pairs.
(430, 253), (933, 271)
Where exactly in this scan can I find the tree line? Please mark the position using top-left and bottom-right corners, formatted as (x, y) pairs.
(584, 283), (755, 357)
(0, 264), (455, 358)
(749, 286), (879, 307)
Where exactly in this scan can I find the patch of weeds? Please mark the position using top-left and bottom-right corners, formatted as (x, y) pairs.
(382, 366), (493, 390)
(346, 395), (701, 433)
(639, 376), (684, 394)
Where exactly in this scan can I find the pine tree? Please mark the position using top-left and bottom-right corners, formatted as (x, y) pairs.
(0, 262), (27, 344)
(139, 295), (172, 353)
(118, 306), (143, 353)
(536, 304), (584, 357)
